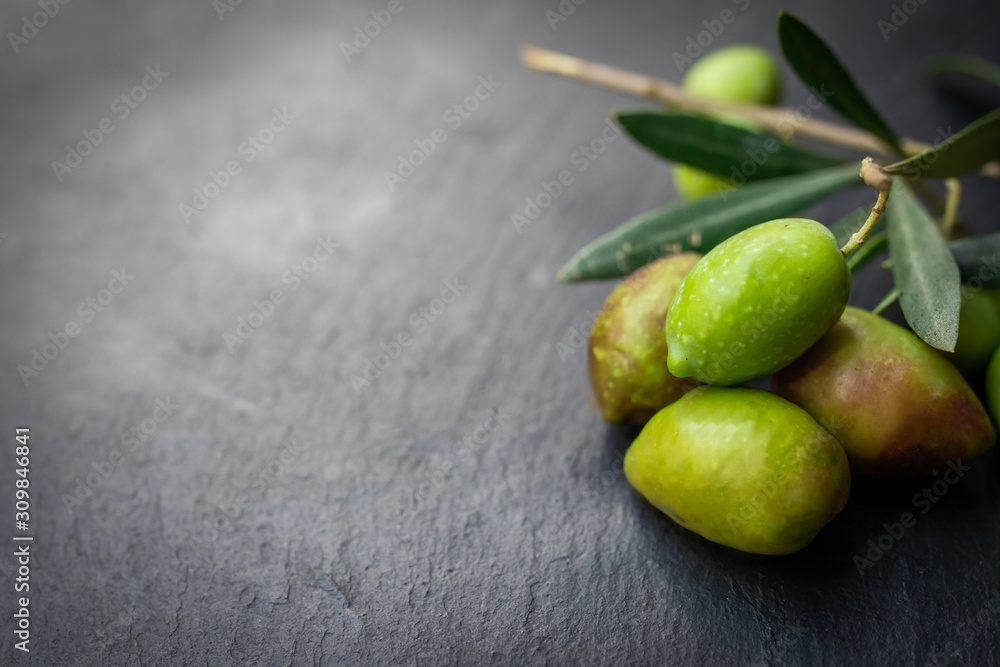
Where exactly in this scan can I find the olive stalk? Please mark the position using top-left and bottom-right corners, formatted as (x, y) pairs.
(520, 45), (1000, 178)
(872, 288), (901, 315)
(840, 158), (891, 257)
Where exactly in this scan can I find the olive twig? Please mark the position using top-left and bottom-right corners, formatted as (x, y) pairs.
(942, 178), (961, 240)
(840, 158), (892, 258)
(519, 45), (1000, 178)
(872, 288), (901, 315)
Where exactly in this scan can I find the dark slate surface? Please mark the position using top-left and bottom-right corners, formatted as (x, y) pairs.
(2, 0), (1000, 664)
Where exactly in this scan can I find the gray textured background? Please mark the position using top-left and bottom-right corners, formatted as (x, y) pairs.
(2, 0), (1000, 664)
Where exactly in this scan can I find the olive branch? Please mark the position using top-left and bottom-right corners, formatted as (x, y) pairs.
(522, 11), (1000, 354)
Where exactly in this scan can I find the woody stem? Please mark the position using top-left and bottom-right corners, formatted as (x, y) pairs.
(520, 45), (1000, 178)
(841, 159), (892, 257)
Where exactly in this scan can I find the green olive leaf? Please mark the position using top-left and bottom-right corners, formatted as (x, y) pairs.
(884, 108), (1000, 179)
(886, 181), (961, 351)
(927, 53), (1000, 90)
(949, 232), (1000, 288)
(778, 11), (904, 155)
(557, 162), (860, 282)
(616, 111), (841, 181)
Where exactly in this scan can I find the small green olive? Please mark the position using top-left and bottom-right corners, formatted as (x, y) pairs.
(665, 218), (851, 386)
(671, 165), (732, 201)
(683, 45), (782, 106)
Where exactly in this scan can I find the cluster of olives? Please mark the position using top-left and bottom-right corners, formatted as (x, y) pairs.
(591, 221), (998, 555)
(587, 47), (999, 555)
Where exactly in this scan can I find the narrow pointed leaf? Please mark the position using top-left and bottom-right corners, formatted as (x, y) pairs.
(949, 232), (1000, 288)
(886, 181), (961, 351)
(927, 53), (1000, 90)
(884, 108), (1000, 179)
(778, 11), (903, 154)
(558, 162), (860, 282)
(616, 111), (841, 181)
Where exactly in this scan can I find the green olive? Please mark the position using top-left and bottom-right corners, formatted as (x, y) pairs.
(985, 344), (1000, 426)
(683, 45), (782, 106)
(671, 165), (732, 201)
(665, 218), (851, 385)
(947, 289), (1000, 376)
(625, 387), (850, 555)
(589, 254), (701, 423)
(774, 307), (995, 476)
